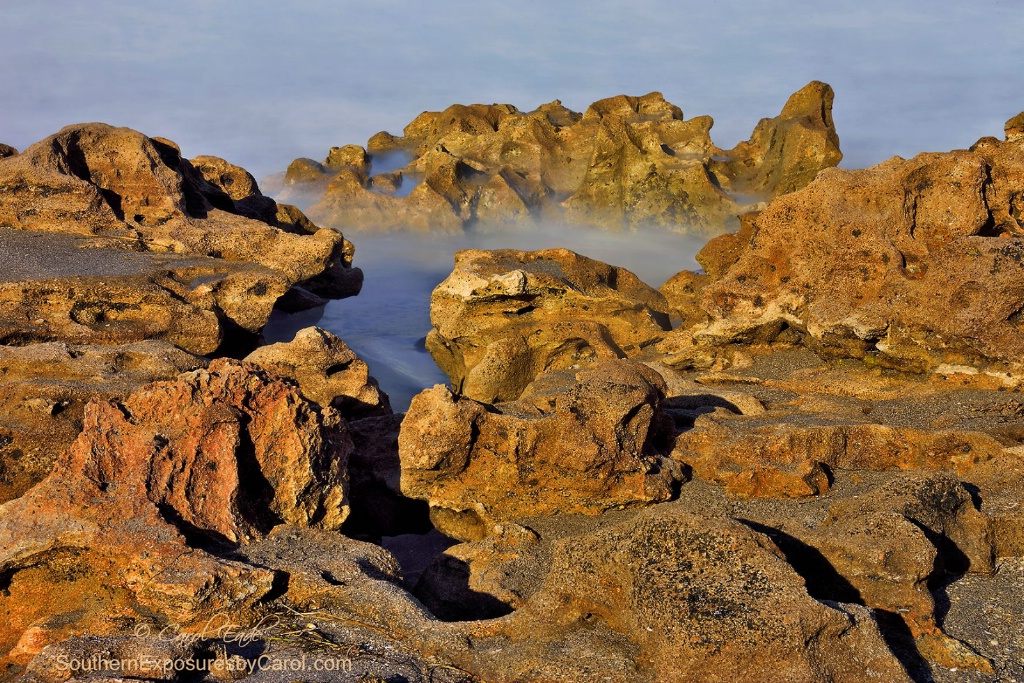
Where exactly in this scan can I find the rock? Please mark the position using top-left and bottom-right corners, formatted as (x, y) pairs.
(711, 81), (843, 196)
(0, 227), (289, 355)
(672, 412), (1007, 498)
(426, 248), (671, 402)
(656, 132), (1024, 380)
(0, 144), (17, 159)
(286, 83), (841, 234)
(427, 505), (913, 683)
(1005, 111), (1024, 142)
(245, 327), (391, 418)
(0, 124), (361, 299)
(0, 360), (349, 665)
(0, 340), (206, 503)
(398, 360), (682, 541)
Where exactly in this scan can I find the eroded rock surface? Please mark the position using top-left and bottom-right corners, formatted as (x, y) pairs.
(245, 326), (391, 418)
(657, 113), (1024, 383)
(0, 360), (350, 668)
(0, 124), (361, 300)
(0, 340), (206, 503)
(399, 360), (681, 541)
(426, 248), (671, 402)
(275, 82), (841, 234)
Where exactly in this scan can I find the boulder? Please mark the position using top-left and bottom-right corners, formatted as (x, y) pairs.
(0, 359), (352, 664)
(0, 340), (206, 503)
(657, 119), (1024, 382)
(245, 326), (391, 418)
(0, 144), (17, 159)
(398, 360), (682, 541)
(426, 248), (671, 402)
(0, 124), (361, 299)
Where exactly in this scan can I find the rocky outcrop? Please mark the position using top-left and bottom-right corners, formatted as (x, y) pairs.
(0, 144), (16, 159)
(656, 113), (1024, 382)
(0, 340), (206, 503)
(245, 326), (391, 418)
(0, 123), (361, 300)
(399, 360), (681, 541)
(276, 82), (841, 234)
(0, 360), (349, 666)
(426, 248), (671, 402)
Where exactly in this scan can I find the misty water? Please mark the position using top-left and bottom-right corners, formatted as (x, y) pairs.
(265, 227), (706, 411)
(5, 2), (1024, 408)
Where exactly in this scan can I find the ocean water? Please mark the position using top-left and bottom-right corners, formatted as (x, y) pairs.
(265, 227), (706, 411)
(4, 2), (1023, 408)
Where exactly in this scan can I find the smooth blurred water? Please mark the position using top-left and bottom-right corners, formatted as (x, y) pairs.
(265, 227), (705, 411)
(3, 2), (1023, 178)
(6, 2), (1024, 407)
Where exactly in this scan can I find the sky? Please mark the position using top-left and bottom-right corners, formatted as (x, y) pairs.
(3, 1), (1024, 179)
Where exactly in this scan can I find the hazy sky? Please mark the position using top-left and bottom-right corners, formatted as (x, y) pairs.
(3, 1), (1023, 179)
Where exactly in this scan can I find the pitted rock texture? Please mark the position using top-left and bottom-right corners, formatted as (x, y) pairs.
(656, 114), (1024, 383)
(245, 326), (391, 418)
(274, 82), (841, 234)
(398, 360), (681, 541)
(426, 247), (671, 403)
(0, 340), (207, 503)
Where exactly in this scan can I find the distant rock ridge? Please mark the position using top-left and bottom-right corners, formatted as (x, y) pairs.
(268, 81), (841, 234)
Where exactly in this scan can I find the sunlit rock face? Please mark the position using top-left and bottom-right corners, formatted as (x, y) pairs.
(272, 82), (841, 235)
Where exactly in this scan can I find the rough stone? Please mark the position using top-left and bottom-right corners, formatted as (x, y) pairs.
(398, 360), (682, 541)
(426, 248), (671, 402)
(245, 326), (391, 418)
(286, 83), (841, 234)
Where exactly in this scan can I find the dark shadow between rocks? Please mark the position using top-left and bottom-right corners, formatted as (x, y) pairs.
(737, 519), (862, 604)
(874, 609), (935, 683)
(413, 555), (514, 622)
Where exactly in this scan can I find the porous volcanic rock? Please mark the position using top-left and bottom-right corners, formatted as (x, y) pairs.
(0, 340), (207, 503)
(245, 326), (391, 418)
(0, 123), (361, 299)
(0, 360), (349, 667)
(398, 360), (682, 541)
(426, 248), (671, 403)
(282, 82), (841, 234)
(656, 114), (1024, 382)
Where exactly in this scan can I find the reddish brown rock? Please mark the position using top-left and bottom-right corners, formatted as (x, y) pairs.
(398, 360), (682, 541)
(245, 326), (391, 418)
(0, 340), (207, 504)
(426, 248), (671, 402)
(0, 360), (349, 666)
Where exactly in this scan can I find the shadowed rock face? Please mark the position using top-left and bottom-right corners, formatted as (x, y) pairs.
(426, 247), (672, 403)
(655, 114), (1024, 383)
(0, 360), (350, 666)
(0, 123), (362, 299)
(271, 82), (841, 235)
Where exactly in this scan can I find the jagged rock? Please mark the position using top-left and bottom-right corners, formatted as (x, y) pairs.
(0, 227), (289, 355)
(245, 326), (391, 418)
(711, 81), (843, 196)
(286, 83), (841, 234)
(657, 118), (1024, 382)
(398, 360), (682, 541)
(0, 340), (206, 503)
(0, 124), (361, 299)
(426, 248), (671, 402)
(0, 360), (349, 666)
